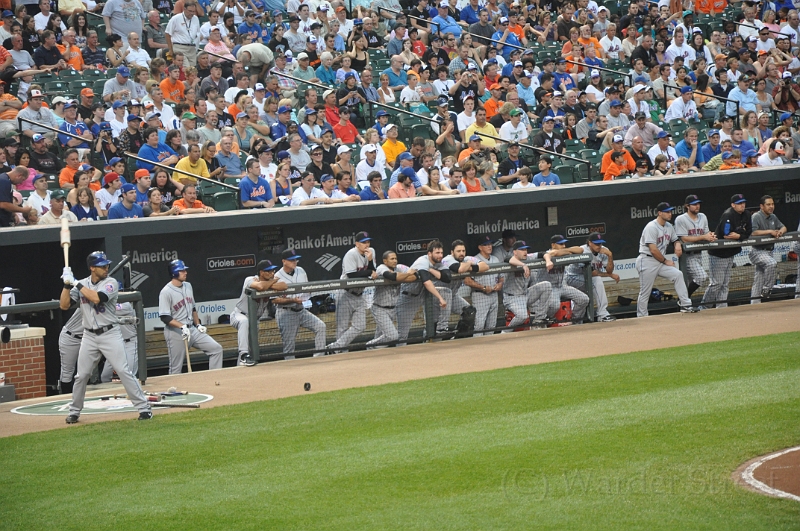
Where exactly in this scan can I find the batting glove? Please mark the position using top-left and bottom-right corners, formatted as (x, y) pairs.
(195, 324), (207, 334)
(180, 325), (191, 341)
(61, 272), (75, 286)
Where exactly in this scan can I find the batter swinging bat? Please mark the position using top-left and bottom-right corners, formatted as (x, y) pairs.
(60, 218), (70, 268)
(184, 337), (192, 373)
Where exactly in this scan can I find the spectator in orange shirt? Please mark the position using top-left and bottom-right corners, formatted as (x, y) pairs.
(603, 151), (629, 181)
(506, 12), (528, 45)
(577, 24), (604, 58)
(483, 83), (503, 119)
(387, 167), (418, 198)
(58, 148), (101, 190)
(171, 184), (216, 214)
(719, 150), (744, 170)
(600, 134), (636, 174)
(332, 106), (365, 145)
(0, 79), (21, 136)
(57, 30), (87, 71)
(159, 64), (185, 104)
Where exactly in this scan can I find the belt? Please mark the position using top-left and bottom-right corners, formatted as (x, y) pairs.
(473, 288), (492, 293)
(504, 292), (523, 297)
(124, 338), (134, 343)
(173, 42), (194, 46)
(278, 307), (303, 312)
(375, 304), (395, 309)
(86, 324), (115, 335)
(401, 291), (420, 297)
(65, 330), (83, 339)
(347, 289), (364, 296)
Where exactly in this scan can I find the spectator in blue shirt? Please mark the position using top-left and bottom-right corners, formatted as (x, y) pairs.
(107, 184), (145, 219)
(701, 128), (721, 161)
(240, 158), (275, 208)
(492, 16), (521, 60)
(58, 102), (92, 149)
(674, 127), (706, 169)
(726, 75), (759, 117)
(136, 127), (179, 171)
(238, 11), (268, 43)
(460, 0), (482, 25)
(382, 56), (408, 91)
(133, 169), (151, 207)
(359, 171), (387, 200)
(216, 136), (244, 177)
(532, 156), (561, 186)
(432, 1), (462, 39)
(315, 52), (337, 85)
(553, 58), (576, 92)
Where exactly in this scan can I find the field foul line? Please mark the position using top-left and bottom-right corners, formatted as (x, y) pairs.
(741, 446), (800, 502)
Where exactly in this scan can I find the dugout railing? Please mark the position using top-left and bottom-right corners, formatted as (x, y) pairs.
(244, 253), (595, 361)
(679, 231), (800, 307)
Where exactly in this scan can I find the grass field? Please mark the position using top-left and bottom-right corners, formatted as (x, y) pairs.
(2, 332), (800, 530)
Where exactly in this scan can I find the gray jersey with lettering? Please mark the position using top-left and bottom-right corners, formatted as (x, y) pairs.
(441, 254), (473, 292)
(566, 244), (609, 277)
(235, 275), (273, 316)
(63, 306), (84, 334)
(159, 281), (196, 323)
(674, 212), (709, 238)
(639, 220), (677, 255)
(274, 266), (310, 310)
(474, 253), (500, 287)
(373, 263), (408, 307)
(70, 276), (119, 329)
(404, 255), (441, 296)
(341, 247), (372, 278)
(491, 245), (514, 263)
(751, 211), (785, 250)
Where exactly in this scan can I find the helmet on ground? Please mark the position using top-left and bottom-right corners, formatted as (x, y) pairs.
(87, 251), (112, 268)
(169, 259), (189, 277)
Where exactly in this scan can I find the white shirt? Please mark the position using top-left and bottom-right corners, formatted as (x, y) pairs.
(153, 102), (175, 130)
(499, 121), (528, 143)
(628, 97), (650, 116)
(109, 117), (126, 138)
(34, 12), (65, 32)
(125, 46), (151, 67)
(719, 129), (732, 142)
(666, 42), (696, 64)
(432, 79), (455, 95)
(400, 86), (421, 104)
(778, 25), (800, 50)
(290, 185), (327, 206)
(24, 191), (51, 216)
(359, 143), (387, 170)
(599, 35), (623, 59)
(337, 18), (354, 39)
(663, 97), (698, 122)
(511, 182), (534, 189)
(738, 20), (763, 40)
(225, 86), (253, 103)
(457, 111), (475, 133)
(757, 152), (783, 166)
(165, 12), (200, 46)
(647, 144), (678, 168)
(95, 188), (121, 212)
(260, 162), (277, 181)
(755, 38), (775, 52)
(356, 157), (382, 183)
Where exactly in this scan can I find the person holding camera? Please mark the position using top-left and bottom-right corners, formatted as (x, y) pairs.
(449, 68), (484, 113)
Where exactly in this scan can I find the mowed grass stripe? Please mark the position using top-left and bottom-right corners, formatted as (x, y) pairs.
(2, 332), (800, 530)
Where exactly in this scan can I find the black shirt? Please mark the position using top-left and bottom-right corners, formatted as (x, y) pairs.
(307, 160), (332, 182)
(451, 83), (479, 113)
(709, 207), (753, 258)
(33, 45), (63, 68)
(29, 150), (63, 174)
(78, 104), (94, 122)
(423, 47), (450, 68)
(321, 145), (336, 165)
(267, 37), (290, 55)
(532, 130), (565, 153)
(365, 30), (382, 49)
(0, 173), (13, 227)
(630, 45), (658, 69)
(497, 155), (531, 184)
(629, 148), (653, 172)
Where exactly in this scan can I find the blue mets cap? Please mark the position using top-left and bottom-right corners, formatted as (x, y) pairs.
(550, 234), (568, 244)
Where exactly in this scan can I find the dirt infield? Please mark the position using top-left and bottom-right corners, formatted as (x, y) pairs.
(736, 447), (800, 502)
(2, 299), (799, 439)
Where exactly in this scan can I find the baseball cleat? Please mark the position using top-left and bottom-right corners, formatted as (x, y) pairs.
(598, 315), (617, 322)
(65, 414), (79, 424)
(237, 355), (256, 367)
(138, 410), (153, 421)
(679, 306), (699, 313)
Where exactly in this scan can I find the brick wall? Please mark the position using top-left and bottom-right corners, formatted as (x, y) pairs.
(0, 328), (47, 400)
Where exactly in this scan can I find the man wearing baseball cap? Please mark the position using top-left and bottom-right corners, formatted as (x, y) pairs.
(600, 133), (636, 174)
(758, 140), (786, 166)
(23, 172), (51, 216)
(565, 232), (620, 322)
(76, 88), (95, 121)
(59, 101), (93, 154)
(29, 133), (63, 175)
(636, 202), (697, 317)
(95, 172), (123, 216)
(107, 183), (145, 219)
(703, 194), (753, 309)
(674, 194), (716, 300)
(102, 65), (137, 105)
(17, 88), (59, 143)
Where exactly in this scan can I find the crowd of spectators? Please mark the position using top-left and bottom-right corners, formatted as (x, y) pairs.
(2, 0), (800, 227)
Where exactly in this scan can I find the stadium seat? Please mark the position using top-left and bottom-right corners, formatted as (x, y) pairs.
(212, 192), (239, 211)
(224, 177), (242, 186)
(82, 69), (106, 78)
(554, 165), (575, 184)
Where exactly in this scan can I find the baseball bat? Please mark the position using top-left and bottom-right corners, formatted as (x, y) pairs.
(151, 403), (200, 409)
(108, 252), (132, 278)
(60, 218), (70, 268)
(184, 337), (192, 373)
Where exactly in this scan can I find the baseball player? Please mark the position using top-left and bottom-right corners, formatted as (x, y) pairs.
(230, 260), (287, 366)
(366, 251), (418, 347)
(327, 231), (377, 352)
(57, 306), (83, 394)
(491, 230), (517, 262)
(440, 239), (488, 334)
(101, 290), (138, 382)
(749, 195), (786, 303)
(565, 232), (620, 322)
(396, 240), (450, 342)
(272, 249), (327, 356)
(702, 194), (753, 309)
(502, 240), (553, 331)
(464, 236), (503, 335)
(636, 202), (697, 317)
(59, 252), (151, 423)
(674, 195), (716, 299)
(530, 235), (590, 323)
(159, 260), (223, 374)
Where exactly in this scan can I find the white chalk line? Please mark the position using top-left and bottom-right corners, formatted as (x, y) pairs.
(741, 445), (800, 502)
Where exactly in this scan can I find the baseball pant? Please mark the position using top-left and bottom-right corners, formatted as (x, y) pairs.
(101, 337), (137, 382)
(546, 286), (589, 320)
(750, 248), (777, 304)
(396, 292), (424, 341)
(439, 289), (468, 331)
(367, 304), (398, 345)
(58, 329), (82, 384)
(471, 290), (499, 336)
(796, 247), (800, 299)
(69, 328), (149, 417)
(330, 290), (367, 349)
(684, 253), (708, 288)
(566, 275), (610, 320)
(230, 309), (251, 359)
(635, 255), (692, 317)
(503, 282), (553, 329)
(165, 326), (223, 375)
(702, 255), (733, 308)
(276, 307), (326, 354)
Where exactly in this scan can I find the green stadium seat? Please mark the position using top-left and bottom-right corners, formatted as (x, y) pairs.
(554, 165), (575, 184)
(43, 81), (69, 95)
(578, 149), (600, 164)
(224, 177), (242, 186)
(211, 191), (239, 211)
(82, 69), (106, 78)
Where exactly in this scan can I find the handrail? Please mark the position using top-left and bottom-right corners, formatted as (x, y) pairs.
(377, 7), (440, 30)
(123, 151), (240, 191)
(473, 131), (594, 178)
(661, 82), (740, 128)
(205, 49), (238, 63)
(681, 232), (800, 252)
(17, 116), (92, 145)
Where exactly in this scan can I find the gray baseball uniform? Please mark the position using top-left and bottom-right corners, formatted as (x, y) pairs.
(396, 254), (452, 340)
(367, 263), (408, 346)
(674, 211), (710, 289)
(68, 277), (149, 418)
(159, 280), (223, 374)
(100, 302), (138, 382)
(59, 307), (83, 387)
(273, 265), (327, 354)
(230, 275), (273, 361)
(329, 247), (374, 350)
(492, 245), (515, 263)
(749, 210), (785, 303)
(796, 220), (800, 299)
(565, 244), (611, 320)
(440, 254), (472, 329)
(471, 253), (501, 335)
(636, 219), (692, 317)
(502, 256), (552, 329)
(531, 251), (589, 321)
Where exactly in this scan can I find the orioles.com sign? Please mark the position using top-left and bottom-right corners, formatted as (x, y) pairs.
(207, 254), (256, 271)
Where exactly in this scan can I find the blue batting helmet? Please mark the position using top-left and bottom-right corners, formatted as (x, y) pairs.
(87, 251), (112, 268)
(169, 259), (189, 277)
